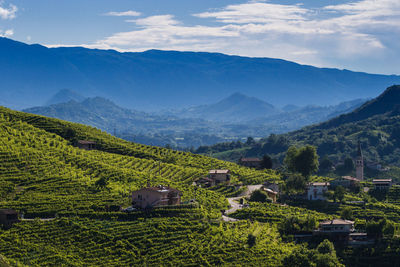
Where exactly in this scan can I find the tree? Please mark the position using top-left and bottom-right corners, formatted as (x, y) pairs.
(320, 156), (333, 172)
(249, 190), (269, 203)
(334, 186), (346, 202)
(284, 145), (319, 178)
(285, 173), (307, 193)
(340, 207), (354, 220)
(343, 157), (355, 172)
(247, 234), (256, 247)
(261, 155), (273, 169)
(245, 137), (255, 146)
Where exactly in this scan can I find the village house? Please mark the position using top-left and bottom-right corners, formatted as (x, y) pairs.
(77, 140), (97, 150)
(314, 219), (355, 242)
(331, 176), (360, 189)
(239, 158), (262, 168)
(262, 188), (278, 203)
(307, 182), (330, 201)
(372, 179), (393, 191)
(208, 169), (231, 185)
(132, 185), (181, 209)
(0, 209), (19, 229)
(263, 181), (280, 193)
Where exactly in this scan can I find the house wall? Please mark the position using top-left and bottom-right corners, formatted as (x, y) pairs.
(132, 189), (167, 209)
(307, 186), (328, 200)
(209, 173), (230, 184)
(321, 224), (353, 232)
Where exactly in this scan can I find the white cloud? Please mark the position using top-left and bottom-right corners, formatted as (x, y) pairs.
(105, 10), (141, 17)
(132, 15), (179, 27)
(0, 28), (14, 37)
(194, 2), (309, 24)
(49, 0), (400, 72)
(0, 3), (17, 20)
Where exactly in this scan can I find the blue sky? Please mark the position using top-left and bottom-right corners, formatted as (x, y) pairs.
(1, 0), (399, 74)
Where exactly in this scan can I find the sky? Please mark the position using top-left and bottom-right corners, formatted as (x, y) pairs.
(0, 0), (399, 75)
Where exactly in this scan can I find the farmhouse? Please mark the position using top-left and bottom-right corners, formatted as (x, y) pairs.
(0, 209), (19, 229)
(372, 179), (393, 191)
(132, 185), (181, 209)
(314, 219), (355, 242)
(307, 182), (329, 201)
(77, 140), (97, 150)
(208, 169), (231, 185)
(239, 158), (261, 168)
(263, 188), (278, 203)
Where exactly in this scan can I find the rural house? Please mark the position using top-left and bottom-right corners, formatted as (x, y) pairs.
(77, 140), (97, 150)
(314, 219), (355, 242)
(132, 185), (181, 209)
(0, 209), (19, 229)
(307, 182), (329, 201)
(372, 179), (393, 191)
(239, 158), (261, 168)
(208, 170), (231, 185)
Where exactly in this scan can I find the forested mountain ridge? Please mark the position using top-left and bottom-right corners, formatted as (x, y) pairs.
(24, 93), (365, 148)
(1, 37), (400, 110)
(198, 85), (400, 166)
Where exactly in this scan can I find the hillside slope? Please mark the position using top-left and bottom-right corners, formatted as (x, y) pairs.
(1, 37), (400, 110)
(0, 106), (300, 266)
(0, 105), (279, 216)
(199, 85), (400, 166)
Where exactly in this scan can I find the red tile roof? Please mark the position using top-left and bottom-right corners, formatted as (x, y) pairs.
(209, 170), (230, 174)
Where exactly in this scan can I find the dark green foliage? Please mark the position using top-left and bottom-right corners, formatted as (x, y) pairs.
(247, 234), (256, 247)
(283, 240), (343, 267)
(285, 173), (307, 193)
(261, 155), (273, 169)
(279, 216), (318, 235)
(366, 218), (395, 239)
(340, 207), (354, 220)
(334, 186), (346, 203)
(319, 156), (333, 172)
(284, 145), (319, 178)
(249, 190), (269, 203)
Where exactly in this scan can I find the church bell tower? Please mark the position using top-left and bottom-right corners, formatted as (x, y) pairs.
(355, 141), (364, 180)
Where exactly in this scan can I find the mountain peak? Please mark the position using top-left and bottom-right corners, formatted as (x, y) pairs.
(46, 89), (85, 106)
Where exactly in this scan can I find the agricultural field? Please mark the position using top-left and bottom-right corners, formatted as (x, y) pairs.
(0, 107), (302, 265)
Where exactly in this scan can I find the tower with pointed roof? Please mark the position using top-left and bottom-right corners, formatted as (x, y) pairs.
(355, 141), (364, 180)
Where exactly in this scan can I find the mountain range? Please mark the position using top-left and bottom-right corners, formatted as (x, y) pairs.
(1, 37), (399, 111)
(24, 90), (365, 148)
(200, 85), (400, 167)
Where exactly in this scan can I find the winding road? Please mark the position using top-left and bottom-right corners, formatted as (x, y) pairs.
(222, 184), (263, 221)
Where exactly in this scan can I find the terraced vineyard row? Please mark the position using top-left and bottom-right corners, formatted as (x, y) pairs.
(0, 217), (295, 266)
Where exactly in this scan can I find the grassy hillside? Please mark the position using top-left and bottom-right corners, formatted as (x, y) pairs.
(0, 106), (303, 266)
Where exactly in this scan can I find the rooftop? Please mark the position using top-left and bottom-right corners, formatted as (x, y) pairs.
(320, 219), (354, 226)
(372, 179), (392, 183)
(310, 182), (330, 186)
(139, 185), (181, 194)
(209, 169), (230, 174)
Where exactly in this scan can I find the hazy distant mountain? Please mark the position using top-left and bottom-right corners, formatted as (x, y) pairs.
(1, 37), (400, 110)
(45, 89), (85, 105)
(24, 93), (366, 149)
(168, 93), (279, 122)
(199, 85), (400, 166)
